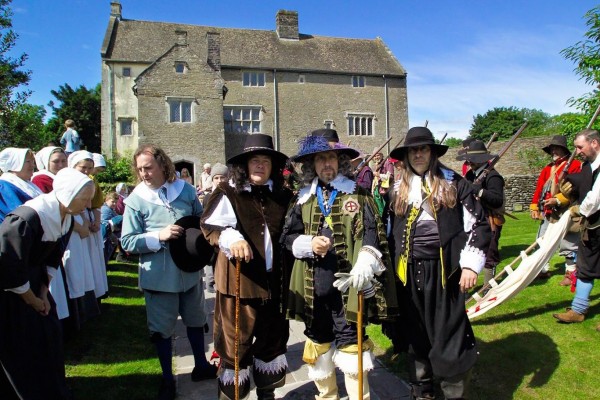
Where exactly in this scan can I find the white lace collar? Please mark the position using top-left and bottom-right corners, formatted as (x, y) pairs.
(127, 178), (185, 206)
(297, 174), (356, 205)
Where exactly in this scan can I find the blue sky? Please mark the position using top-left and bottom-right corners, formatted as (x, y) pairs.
(8, 0), (599, 139)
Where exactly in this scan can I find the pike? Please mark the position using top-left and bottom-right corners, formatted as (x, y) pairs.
(439, 132), (448, 145)
(485, 132), (499, 150)
(353, 136), (394, 175)
(557, 100), (600, 182)
(473, 121), (529, 185)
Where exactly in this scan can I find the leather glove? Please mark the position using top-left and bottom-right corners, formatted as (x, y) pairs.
(559, 180), (573, 197)
(570, 205), (580, 217)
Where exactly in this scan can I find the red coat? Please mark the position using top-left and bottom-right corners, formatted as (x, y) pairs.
(31, 173), (54, 194)
(530, 157), (582, 212)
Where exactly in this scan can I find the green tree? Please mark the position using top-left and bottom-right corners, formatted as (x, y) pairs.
(561, 5), (600, 127)
(0, 0), (32, 145)
(0, 103), (54, 149)
(443, 137), (463, 148)
(47, 83), (101, 152)
(469, 107), (554, 142)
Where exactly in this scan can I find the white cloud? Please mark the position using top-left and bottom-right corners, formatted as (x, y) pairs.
(405, 25), (592, 138)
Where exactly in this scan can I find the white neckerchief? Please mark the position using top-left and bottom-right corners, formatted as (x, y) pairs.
(23, 193), (72, 242)
(395, 173), (435, 221)
(126, 179), (185, 206)
(0, 172), (43, 199)
(297, 174), (356, 205)
(33, 170), (56, 179)
(242, 179), (273, 193)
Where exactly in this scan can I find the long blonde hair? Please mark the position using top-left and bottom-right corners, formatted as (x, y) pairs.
(393, 152), (457, 217)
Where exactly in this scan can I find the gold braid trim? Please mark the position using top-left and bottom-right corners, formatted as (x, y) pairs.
(396, 205), (419, 285)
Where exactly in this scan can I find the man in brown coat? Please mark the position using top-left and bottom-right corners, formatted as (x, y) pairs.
(201, 134), (293, 400)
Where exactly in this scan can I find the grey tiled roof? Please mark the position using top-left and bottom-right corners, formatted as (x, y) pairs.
(103, 19), (406, 77)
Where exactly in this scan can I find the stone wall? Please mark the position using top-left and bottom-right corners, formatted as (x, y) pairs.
(439, 135), (556, 210)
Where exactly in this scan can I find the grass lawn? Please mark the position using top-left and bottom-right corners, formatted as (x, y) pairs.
(65, 213), (598, 399)
(368, 212), (600, 400)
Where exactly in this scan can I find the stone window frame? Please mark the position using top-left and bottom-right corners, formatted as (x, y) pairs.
(167, 97), (194, 123)
(223, 105), (262, 134)
(324, 120), (335, 129)
(352, 75), (366, 88)
(118, 117), (135, 136)
(174, 61), (188, 74)
(242, 71), (266, 87)
(122, 67), (131, 77)
(346, 112), (375, 136)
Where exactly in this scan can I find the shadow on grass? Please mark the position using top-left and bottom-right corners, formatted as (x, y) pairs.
(471, 292), (600, 326)
(471, 331), (559, 400)
(68, 374), (158, 400)
(375, 331), (559, 400)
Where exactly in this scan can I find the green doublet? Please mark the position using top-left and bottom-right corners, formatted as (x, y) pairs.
(287, 187), (398, 327)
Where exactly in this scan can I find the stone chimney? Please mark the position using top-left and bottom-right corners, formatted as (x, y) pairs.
(206, 32), (221, 71)
(175, 30), (188, 46)
(110, 1), (122, 18)
(276, 10), (299, 40)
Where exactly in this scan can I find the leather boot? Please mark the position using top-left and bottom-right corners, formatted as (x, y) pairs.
(553, 308), (585, 323)
(559, 271), (573, 286)
(344, 373), (370, 400)
(314, 374), (339, 400)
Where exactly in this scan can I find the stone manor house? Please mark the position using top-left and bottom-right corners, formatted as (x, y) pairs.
(100, 2), (408, 181)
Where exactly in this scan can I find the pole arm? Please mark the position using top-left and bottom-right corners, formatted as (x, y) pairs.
(354, 136), (394, 176)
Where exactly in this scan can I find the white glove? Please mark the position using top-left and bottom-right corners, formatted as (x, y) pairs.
(333, 272), (352, 293)
(350, 246), (386, 289)
(333, 272), (377, 299)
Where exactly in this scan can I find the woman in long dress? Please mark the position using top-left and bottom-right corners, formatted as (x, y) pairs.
(0, 148), (42, 221)
(0, 168), (95, 399)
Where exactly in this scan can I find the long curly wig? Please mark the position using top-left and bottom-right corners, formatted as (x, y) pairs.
(230, 155), (285, 192)
(298, 153), (353, 187)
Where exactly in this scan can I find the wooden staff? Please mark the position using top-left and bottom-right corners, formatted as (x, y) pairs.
(234, 258), (241, 400)
(465, 241), (538, 305)
(357, 290), (364, 400)
(557, 100), (600, 182)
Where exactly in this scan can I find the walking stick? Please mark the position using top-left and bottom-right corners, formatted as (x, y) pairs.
(357, 290), (364, 400)
(234, 258), (241, 400)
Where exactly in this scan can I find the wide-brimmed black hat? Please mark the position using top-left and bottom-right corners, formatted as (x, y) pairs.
(389, 126), (449, 160)
(542, 135), (571, 155)
(168, 216), (214, 272)
(457, 137), (477, 156)
(227, 133), (289, 166)
(456, 140), (496, 163)
(292, 135), (360, 162)
(311, 128), (339, 143)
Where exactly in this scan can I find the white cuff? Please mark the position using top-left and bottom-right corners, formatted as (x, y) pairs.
(5, 281), (30, 294)
(356, 245), (385, 275)
(218, 227), (245, 259)
(459, 244), (486, 274)
(292, 235), (316, 258)
(144, 231), (162, 252)
(46, 266), (58, 281)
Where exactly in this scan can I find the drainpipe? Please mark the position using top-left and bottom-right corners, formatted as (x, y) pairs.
(108, 63), (115, 156)
(383, 75), (390, 153)
(273, 69), (280, 150)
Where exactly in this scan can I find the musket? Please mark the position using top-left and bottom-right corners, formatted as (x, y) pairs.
(557, 100), (600, 182)
(473, 121), (529, 185)
(485, 132), (499, 150)
(353, 136), (394, 175)
(439, 132), (448, 145)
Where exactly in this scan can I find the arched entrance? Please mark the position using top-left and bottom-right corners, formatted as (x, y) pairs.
(174, 160), (195, 185)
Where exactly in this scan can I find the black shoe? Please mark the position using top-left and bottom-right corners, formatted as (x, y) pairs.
(157, 378), (176, 400)
(256, 387), (276, 400)
(192, 363), (218, 382)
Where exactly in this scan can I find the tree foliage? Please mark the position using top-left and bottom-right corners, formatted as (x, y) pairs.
(47, 83), (101, 152)
(0, 103), (54, 149)
(96, 152), (134, 185)
(469, 107), (555, 142)
(443, 137), (463, 148)
(561, 6), (600, 124)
